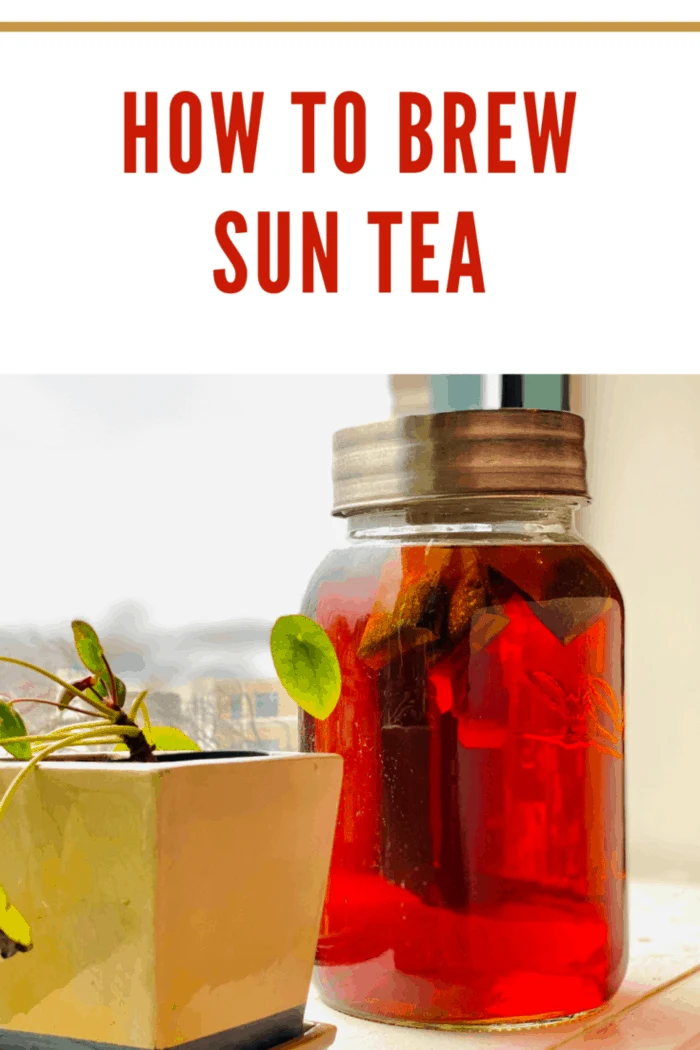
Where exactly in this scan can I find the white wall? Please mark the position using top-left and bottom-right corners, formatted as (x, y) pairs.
(573, 376), (700, 881)
(0, 375), (391, 630)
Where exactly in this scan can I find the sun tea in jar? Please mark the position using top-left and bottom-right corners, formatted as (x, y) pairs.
(300, 408), (625, 1029)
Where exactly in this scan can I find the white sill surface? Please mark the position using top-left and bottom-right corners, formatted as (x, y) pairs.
(307, 879), (700, 1049)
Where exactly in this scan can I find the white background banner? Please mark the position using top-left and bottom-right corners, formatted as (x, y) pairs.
(0, 7), (698, 371)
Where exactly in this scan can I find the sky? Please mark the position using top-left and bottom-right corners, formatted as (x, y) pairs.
(0, 375), (391, 632)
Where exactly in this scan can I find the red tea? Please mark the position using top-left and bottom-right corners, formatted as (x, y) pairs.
(301, 542), (625, 1027)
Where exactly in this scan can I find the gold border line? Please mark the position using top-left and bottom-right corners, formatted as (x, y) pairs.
(1, 21), (700, 32)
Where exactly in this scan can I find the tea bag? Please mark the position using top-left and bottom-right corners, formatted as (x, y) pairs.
(532, 597), (613, 646)
(469, 608), (511, 654)
(479, 549), (551, 604)
(532, 555), (614, 645)
(358, 547), (452, 670)
(444, 550), (509, 655)
(447, 549), (487, 642)
(378, 647), (434, 897)
(480, 549), (613, 646)
(379, 648), (467, 908)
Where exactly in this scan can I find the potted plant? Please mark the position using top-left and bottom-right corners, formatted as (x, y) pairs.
(0, 616), (343, 1050)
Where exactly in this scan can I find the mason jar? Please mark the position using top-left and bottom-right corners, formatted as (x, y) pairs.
(300, 409), (626, 1029)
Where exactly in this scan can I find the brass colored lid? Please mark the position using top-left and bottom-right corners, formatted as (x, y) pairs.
(332, 409), (588, 516)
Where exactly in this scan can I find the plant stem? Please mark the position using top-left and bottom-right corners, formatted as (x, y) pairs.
(1, 725), (141, 749)
(0, 727), (140, 825)
(46, 721), (111, 737)
(104, 660), (119, 709)
(113, 711), (154, 762)
(9, 698), (101, 719)
(1, 731), (95, 746)
(28, 734), (138, 756)
(0, 658), (115, 718)
(128, 690), (150, 724)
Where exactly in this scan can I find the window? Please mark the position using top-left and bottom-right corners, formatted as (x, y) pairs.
(255, 692), (279, 717)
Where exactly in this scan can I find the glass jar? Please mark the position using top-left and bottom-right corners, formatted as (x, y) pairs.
(300, 409), (626, 1029)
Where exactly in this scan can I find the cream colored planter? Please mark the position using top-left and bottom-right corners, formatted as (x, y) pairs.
(0, 751), (342, 1050)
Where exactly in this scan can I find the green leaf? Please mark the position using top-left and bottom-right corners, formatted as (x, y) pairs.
(114, 726), (200, 753)
(149, 726), (199, 751)
(89, 675), (126, 706)
(0, 702), (30, 761)
(72, 621), (108, 679)
(58, 688), (75, 709)
(89, 678), (115, 703)
(70, 626), (126, 707)
(270, 615), (341, 721)
(114, 678), (127, 709)
(95, 675), (126, 708)
(0, 885), (32, 950)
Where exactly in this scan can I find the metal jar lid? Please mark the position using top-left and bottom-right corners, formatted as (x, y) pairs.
(332, 409), (588, 516)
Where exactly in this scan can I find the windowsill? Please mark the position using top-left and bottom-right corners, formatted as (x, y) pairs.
(307, 879), (700, 1048)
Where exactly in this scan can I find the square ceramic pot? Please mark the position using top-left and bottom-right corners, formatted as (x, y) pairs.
(0, 750), (342, 1050)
